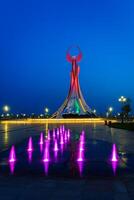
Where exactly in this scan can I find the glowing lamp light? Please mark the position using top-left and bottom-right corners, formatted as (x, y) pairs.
(3, 105), (10, 112)
(93, 109), (96, 114)
(118, 96), (127, 103)
(109, 107), (113, 112)
(45, 107), (49, 113)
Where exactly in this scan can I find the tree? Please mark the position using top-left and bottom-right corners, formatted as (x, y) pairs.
(121, 98), (132, 123)
(122, 104), (131, 120)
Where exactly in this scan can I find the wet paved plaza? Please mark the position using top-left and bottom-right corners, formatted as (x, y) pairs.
(0, 122), (134, 199)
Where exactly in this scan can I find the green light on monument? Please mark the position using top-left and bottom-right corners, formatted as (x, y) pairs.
(74, 100), (80, 114)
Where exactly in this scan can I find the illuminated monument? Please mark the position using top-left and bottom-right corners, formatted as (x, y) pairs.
(52, 47), (96, 118)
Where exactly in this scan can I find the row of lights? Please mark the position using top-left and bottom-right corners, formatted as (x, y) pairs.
(1, 96), (128, 118)
(1, 106), (49, 118)
(2, 106), (49, 112)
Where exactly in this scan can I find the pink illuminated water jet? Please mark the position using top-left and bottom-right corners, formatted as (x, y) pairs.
(57, 128), (59, 136)
(111, 144), (118, 162)
(111, 160), (118, 175)
(64, 131), (68, 141)
(62, 125), (65, 132)
(67, 129), (70, 140)
(77, 149), (84, 162)
(60, 126), (62, 134)
(53, 129), (56, 139)
(81, 130), (85, 136)
(27, 137), (33, 152)
(79, 141), (84, 151)
(60, 134), (64, 144)
(28, 151), (32, 163)
(9, 145), (16, 163)
(47, 130), (51, 140)
(80, 134), (85, 144)
(54, 139), (59, 151)
(43, 162), (49, 175)
(78, 161), (84, 177)
(39, 132), (44, 145)
(43, 142), (50, 162)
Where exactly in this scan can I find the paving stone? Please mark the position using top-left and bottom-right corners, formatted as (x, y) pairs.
(113, 181), (127, 193)
(114, 193), (130, 200)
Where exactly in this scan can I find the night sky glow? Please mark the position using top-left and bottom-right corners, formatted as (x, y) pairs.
(0, 0), (134, 114)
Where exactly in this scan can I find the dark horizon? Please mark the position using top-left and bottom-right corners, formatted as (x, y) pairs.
(0, 0), (134, 115)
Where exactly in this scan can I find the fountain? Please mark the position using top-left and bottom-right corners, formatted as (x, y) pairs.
(39, 132), (44, 145)
(64, 131), (68, 141)
(111, 160), (118, 175)
(79, 141), (84, 151)
(43, 141), (50, 162)
(111, 144), (118, 162)
(47, 130), (51, 140)
(67, 129), (70, 139)
(77, 160), (84, 177)
(53, 129), (56, 139)
(9, 145), (16, 174)
(60, 126), (62, 134)
(77, 135), (85, 162)
(27, 137), (33, 152)
(77, 148), (84, 162)
(62, 125), (65, 132)
(60, 134), (64, 144)
(54, 139), (59, 151)
(57, 128), (60, 137)
(80, 134), (85, 144)
(43, 162), (49, 175)
(9, 145), (16, 163)
(28, 151), (33, 163)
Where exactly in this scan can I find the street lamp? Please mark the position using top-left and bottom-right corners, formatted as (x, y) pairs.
(118, 96), (127, 103)
(107, 107), (113, 118)
(93, 109), (96, 114)
(45, 108), (49, 113)
(108, 107), (113, 113)
(44, 107), (49, 118)
(3, 105), (10, 112)
(118, 96), (127, 123)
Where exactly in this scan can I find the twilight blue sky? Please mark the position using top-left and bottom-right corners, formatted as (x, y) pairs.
(0, 0), (134, 114)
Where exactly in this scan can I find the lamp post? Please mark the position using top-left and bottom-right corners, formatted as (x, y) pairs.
(93, 109), (96, 115)
(3, 105), (10, 113)
(108, 107), (113, 118)
(44, 107), (49, 118)
(118, 96), (127, 123)
(118, 96), (127, 103)
(3, 105), (10, 119)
